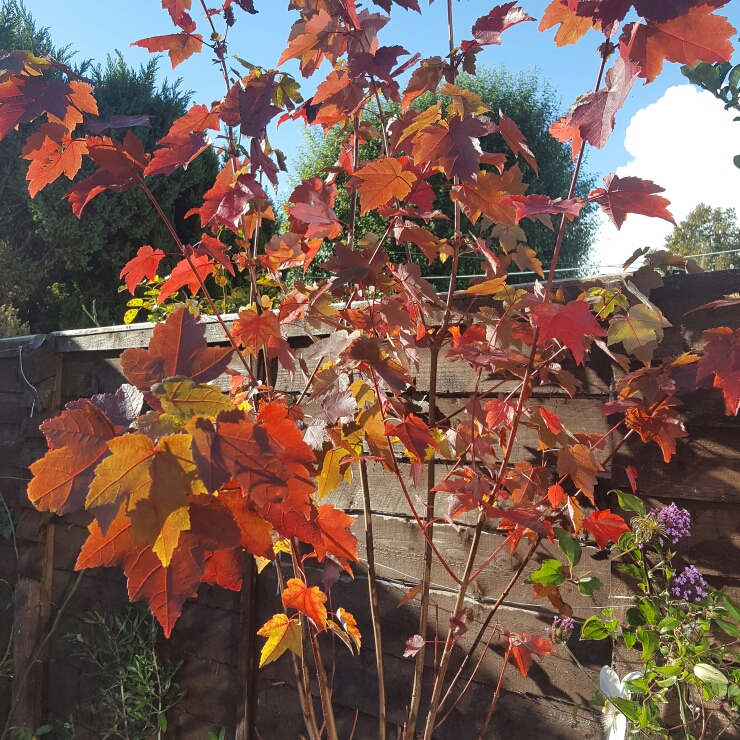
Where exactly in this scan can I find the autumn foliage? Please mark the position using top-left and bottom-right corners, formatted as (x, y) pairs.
(8, 0), (740, 736)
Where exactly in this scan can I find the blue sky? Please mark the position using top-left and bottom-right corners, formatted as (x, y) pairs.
(24, 0), (740, 265)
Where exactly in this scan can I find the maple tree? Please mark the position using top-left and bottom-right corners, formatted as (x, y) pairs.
(10, 0), (740, 737)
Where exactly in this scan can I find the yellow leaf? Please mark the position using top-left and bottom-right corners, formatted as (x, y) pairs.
(152, 376), (236, 420)
(254, 556), (272, 574)
(350, 380), (375, 409)
(257, 613), (302, 667)
(316, 447), (352, 499)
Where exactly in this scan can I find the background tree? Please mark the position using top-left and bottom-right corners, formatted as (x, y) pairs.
(293, 67), (598, 283)
(665, 202), (740, 270)
(0, 1), (219, 332)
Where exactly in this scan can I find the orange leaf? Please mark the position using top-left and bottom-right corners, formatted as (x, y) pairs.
(557, 443), (603, 502)
(217, 486), (276, 560)
(498, 111), (538, 176)
(28, 401), (115, 515)
(132, 31), (204, 69)
(203, 548), (244, 591)
(450, 166), (525, 224)
(513, 244), (544, 278)
(86, 433), (203, 567)
(22, 122), (87, 197)
(233, 308), (282, 356)
(75, 503), (137, 570)
(539, 0), (597, 46)
(508, 632), (555, 677)
(337, 607), (361, 651)
(354, 157), (417, 215)
(547, 484), (566, 508)
(123, 538), (204, 637)
(625, 7), (736, 84)
(282, 578), (328, 629)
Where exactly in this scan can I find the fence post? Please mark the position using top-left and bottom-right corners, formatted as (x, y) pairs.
(236, 555), (258, 740)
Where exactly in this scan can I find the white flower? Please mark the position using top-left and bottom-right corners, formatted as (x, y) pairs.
(599, 666), (642, 740)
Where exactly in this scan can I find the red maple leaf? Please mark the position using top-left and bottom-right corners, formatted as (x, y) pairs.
(385, 414), (439, 461)
(468, 3), (535, 46)
(564, 51), (639, 150)
(532, 300), (607, 365)
(506, 632), (555, 677)
(120, 306), (233, 390)
(203, 548), (244, 591)
(588, 174), (675, 229)
(503, 193), (583, 227)
(624, 400), (688, 462)
(413, 116), (498, 183)
(157, 254), (213, 305)
(697, 327), (740, 416)
(583, 509), (630, 549)
(186, 172), (269, 233)
(65, 132), (149, 217)
(0, 76), (97, 140)
(120, 246), (165, 294)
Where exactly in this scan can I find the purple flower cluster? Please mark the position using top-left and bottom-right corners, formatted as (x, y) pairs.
(670, 565), (709, 603)
(546, 616), (575, 644)
(650, 503), (691, 544)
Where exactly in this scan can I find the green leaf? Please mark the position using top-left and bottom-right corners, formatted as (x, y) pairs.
(615, 564), (642, 580)
(637, 627), (659, 660)
(610, 697), (641, 723)
(624, 677), (649, 695)
(617, 531), (635, 551)
(577, 576), (602, 596)
(158, 714), (167, 733)
(694, 663), (728, 685)
(527, 559), (565, 587)
(616, 490), (645, 515)
(729, 64), (740, 91)
(716, 616), (740, 637)
(638, 598), (660, 625)
(722, 594), (740, 621)
(655, 664), (683, 677)
(554, 527), (581, 569)
(622, 627), (637, 650)
(658, 617), (679, 634)
(580, 615), (610, 641)
(35, 727), (52, 736)
(626, 607), (647, 627)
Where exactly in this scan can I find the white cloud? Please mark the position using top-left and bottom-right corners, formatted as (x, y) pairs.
(591, 85), (740, 269)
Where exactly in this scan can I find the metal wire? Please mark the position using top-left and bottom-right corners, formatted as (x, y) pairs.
(304, 247), (740, 283)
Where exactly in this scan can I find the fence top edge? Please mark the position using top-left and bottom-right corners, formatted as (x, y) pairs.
(1, 269), (736, 353)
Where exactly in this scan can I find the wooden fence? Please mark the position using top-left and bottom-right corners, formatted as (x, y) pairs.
(0, 269), (738, 739)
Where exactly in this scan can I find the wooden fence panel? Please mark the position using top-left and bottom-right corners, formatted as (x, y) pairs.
(0, 270), (738, 739)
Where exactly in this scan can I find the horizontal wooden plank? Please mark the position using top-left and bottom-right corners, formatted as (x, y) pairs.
(613, 427), (740, 503)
